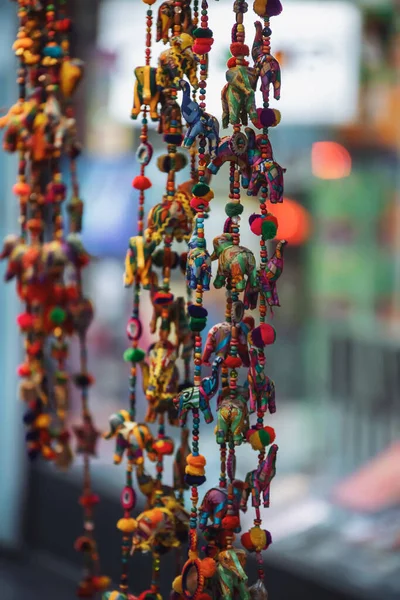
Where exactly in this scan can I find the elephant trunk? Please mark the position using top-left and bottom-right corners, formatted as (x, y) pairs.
(252, 21), (263, 61)
(209, 356), (223, 396)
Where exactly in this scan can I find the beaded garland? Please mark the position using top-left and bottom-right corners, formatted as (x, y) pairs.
(105, 0), (286, 599)
(2, 0), (287, 598)
(1, 1), (109, 597)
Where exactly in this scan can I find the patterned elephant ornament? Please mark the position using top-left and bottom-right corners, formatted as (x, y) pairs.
(199, 479), (245, 532)
(180, 80), (220, 159)
(258, 239), (287, 307)
(139, 340), (180, 425)
(243, 128), (285, 202)
(216, 386), (250, 446)
(221, 41), (259, 129)
(211, 233), (257, 293)
(202, 317), (254, 367)
(217, 548), (250, 600)
(241, 444), (278, 509)
(103, 411), (157, 465)
(123, 236), (157, 289)
(185, 226), (212, 291)
(131, 66), (161, 122)
(175, 356), (223, 426)
(248, 346), (276, 414)
(252, 21), (281, 104)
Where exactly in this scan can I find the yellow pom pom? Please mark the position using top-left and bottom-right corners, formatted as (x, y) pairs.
(250, 527), (267, 550)
(172, 576), (183, 594)
(249, 431), (268, 451)
(185, 464), (205, 476)
(35, 414), (51, 428)
(117, 518), (137, 533)
(113, 454), (122, 465)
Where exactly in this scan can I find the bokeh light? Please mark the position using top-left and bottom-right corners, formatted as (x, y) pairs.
(311, 141), (352, 179)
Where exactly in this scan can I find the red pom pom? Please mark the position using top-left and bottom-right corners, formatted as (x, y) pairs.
(17, 312), (34, 331)
(190, 197), (210, 212)
(27, 341), (42, 357)
(230, 42), (249, 57)
(224, 356), (242, 368)
(249, 214), (263, 236)
(263, 426), (276, 443)
(221, 515), (240, 530)
(241, 531), (255, 551)
(17, 363), (31, 377)
(227, 57), (237, 68)
(260, 323), (276, 345)
(193, 43), (212, 54)
(152, 437), (174, 456)
(132, 175), (152, 191)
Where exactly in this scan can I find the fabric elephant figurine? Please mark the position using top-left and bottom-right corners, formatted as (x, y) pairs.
(221, 61), (259, 129)
(131, 66), (161, 122)
(243, 127), (285, 202)
(175, 356), (223, 426)
(216, 386), (250, 446)
(156, 0), (193, 44)
(156, 34), (198, 91)
(247, 346), (276, 414)
(241, 444), (278, 509)
(217, 548), (250, 600)
(139, 340), (180, 425)
(185, 227), (212, 291)
(202, 318), (254, 367)
(211, 233), (257, 293)
(124, 236), (158, 289)
(199, 479), (245, 531)
(252, 21), (281, 104)
(180, 80), (220, 158)
(258, 239), (287, 307)
(103, 410), (156, 465)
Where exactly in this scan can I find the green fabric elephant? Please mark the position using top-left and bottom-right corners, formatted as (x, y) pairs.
(216, 386), (249, 446)
(221, 65), (259, 129)
(211, 233), (257, 292)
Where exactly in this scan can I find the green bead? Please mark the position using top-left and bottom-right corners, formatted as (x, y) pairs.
(50, 306), (66, 324)
(123, 347), (146, 363)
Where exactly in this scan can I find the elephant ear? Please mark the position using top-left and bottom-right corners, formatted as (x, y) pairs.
(245, 127), (256, 150)
(134, 67), (145, 84)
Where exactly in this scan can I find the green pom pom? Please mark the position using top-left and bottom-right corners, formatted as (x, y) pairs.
(192, 182), (210, 197)
(225, 202), (244, 217)
(190, 317), (207, 332)
(261, 220), (277, 240)
(50, 307), (67, 324)
(123, 347), (146, 363)
(193, 27), (213, 38)
(258, 428), (273, 447)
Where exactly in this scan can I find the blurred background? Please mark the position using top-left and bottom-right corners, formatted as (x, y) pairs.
(0, 0), (399, 598)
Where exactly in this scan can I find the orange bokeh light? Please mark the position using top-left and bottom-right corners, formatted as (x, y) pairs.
(312, 141), (352, 179)
(271, 197), (311, 245)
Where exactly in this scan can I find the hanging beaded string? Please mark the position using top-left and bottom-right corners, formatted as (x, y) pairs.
(113, 1), (157, 598)
(5, 3), (56, 462)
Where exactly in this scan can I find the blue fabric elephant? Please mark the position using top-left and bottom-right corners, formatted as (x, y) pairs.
(185, 228), (212, 290)
(180, 80), (220, 158)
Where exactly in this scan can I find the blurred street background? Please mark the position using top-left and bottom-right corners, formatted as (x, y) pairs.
(0, 0), (399, 598)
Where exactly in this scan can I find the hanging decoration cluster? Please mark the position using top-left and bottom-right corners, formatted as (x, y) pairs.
(1, 1), (109, 597)
(105, 0), (287, 599)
